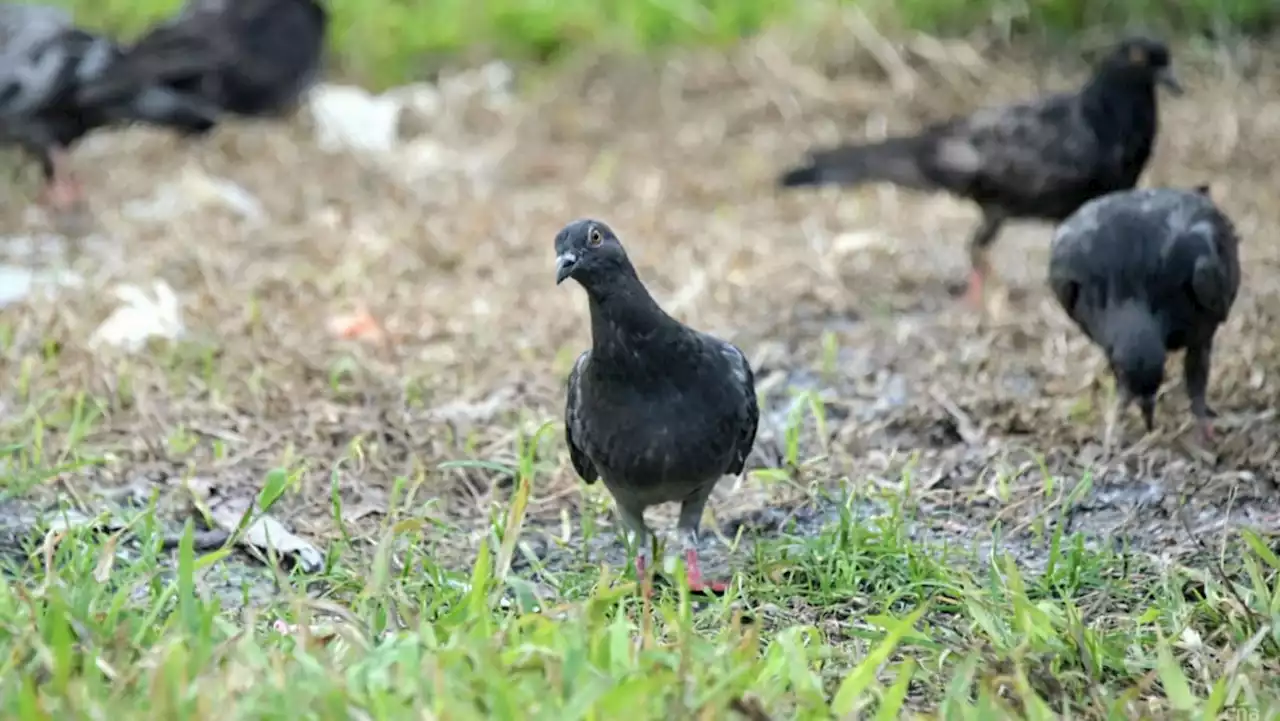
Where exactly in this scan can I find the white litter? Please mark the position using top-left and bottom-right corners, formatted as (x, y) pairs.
(0, 264), (83, 308)
(307, 83), (405, 155)
(88, 281), (186, 352)
(832, 230), (889, 255)
(437, 61), (515, 108)
(123, 166), (265, 223)
(382, 82), (443, 118)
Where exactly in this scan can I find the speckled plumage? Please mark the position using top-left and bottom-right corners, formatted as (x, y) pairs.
(556, 218), (759, 594)
(0, 3), (220, 211)
(83, 0), (327, 121)
(778, 36), (1181, 307)
(1048, 185), (1241, 447)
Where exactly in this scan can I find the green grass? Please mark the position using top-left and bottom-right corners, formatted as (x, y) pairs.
(2, 425), (1279, 719)
(50, 0), (1280, 87)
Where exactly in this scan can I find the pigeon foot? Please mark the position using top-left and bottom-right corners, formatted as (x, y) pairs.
(683, 548), (729, 595)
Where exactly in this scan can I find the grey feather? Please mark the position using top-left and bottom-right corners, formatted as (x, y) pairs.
(564, 350), (599, 485)
(1049, 186), (1241, 430)
(0, 4), (222, 187)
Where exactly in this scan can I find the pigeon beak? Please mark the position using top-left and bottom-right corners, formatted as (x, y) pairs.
(1156, 67), (1183, 95)
(555, 251), (578, 285)
(1138, 396), (1156, 432)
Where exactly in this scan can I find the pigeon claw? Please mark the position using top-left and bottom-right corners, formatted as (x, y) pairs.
(683, 548), (728, 596)
(39, 172), (93, 236)
(687, 578), (730, 594)
(635, 554), (654, 599)
(1197, 417), (1215, 443)
(961, 269), (985, 309)
(39, 175), (85, 213)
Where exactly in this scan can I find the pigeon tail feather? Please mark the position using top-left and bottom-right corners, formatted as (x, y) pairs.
(777, 135), (936, 190)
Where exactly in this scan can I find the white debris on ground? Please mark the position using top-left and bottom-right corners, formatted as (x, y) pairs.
(425, 385), (520, 429)
(0, 229), (70, 259)
(308, 83), (406, 155)
(304, 61), (516, 184)
(88, 281), (186, 352)
(0, 263), (83, 308)
(122, 165), (266, 224)
(209, 496), (325, 574)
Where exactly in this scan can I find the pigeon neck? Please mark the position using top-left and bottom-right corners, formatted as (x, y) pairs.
(1079, 68), (1158, 178)
(1079, 68), (1157, 128)
(1101, 300), (1163, 347)
(1102, 301), (1166, 395)
(583, 269), (678, 360)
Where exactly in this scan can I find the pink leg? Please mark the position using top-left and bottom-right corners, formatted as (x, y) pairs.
(1197, 418), (1215, 443)
(635, 553), (653, 599)
(38, 149), (86, 212)
(683, 548), (729, 594)
(961, 268), (985, 309)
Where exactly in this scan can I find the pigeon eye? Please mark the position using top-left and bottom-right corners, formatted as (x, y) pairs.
(587, 227), (603, 247)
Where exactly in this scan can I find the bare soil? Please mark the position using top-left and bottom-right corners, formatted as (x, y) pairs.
(1, 35), (1278, 593)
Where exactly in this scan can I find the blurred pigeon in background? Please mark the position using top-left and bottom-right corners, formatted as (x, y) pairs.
(0, 3), (220, 215)
(84, 0), (328, 125)
(778, 36), (1182, 312)
(556, 218), (759, 596)
(1048, 185), (1240, 451)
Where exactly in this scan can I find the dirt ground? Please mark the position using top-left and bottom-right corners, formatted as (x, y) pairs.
(1, 33), (1278, 590)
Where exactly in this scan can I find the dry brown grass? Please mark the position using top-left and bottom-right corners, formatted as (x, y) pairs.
(2, 34), (1278, 573)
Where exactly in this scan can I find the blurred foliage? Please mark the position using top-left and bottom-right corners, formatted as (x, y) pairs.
(52, 0), (1277, 86)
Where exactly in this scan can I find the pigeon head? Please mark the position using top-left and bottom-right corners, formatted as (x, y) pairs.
(1101, 36), (1181, 95)
(1105, 306), (1166, 431)
(554, 219), (631, 289)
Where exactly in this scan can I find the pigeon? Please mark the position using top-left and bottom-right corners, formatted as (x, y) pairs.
(556, 219), (759, 596)
(777, 36), (1182, 310)
(82, 0), (328, 124)
(1048, 185), (1240, 451)
(0, 4), (221, 214)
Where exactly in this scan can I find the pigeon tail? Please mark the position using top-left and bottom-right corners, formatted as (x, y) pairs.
(777, 135), (936, 190)
(121, 86), (221, 133)
(72, 30), (227, 111)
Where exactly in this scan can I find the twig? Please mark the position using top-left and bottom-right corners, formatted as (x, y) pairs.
(844, 8), (918, 94)
(929, 388), (983, 446)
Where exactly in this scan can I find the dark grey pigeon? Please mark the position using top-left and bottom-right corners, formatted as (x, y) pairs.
(82, 0), (327, 123)
(556, 219), (759, 595)
(0, 3), (220, 215)
(778, 36), (1181, 310)
(1048, 185), (1240, 450)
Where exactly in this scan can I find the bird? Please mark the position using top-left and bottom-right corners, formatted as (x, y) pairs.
(1047, 185), (1240, 452)
(82, 0), (328, 126)
(555, 218), (759, 596)
(0, 3), (221, 216)
(777, 36), (1182, 311)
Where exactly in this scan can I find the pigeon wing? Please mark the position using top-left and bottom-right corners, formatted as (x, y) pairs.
(929, 93), (1104, 201)
(564, 350), (599, 484)
(1186, 208), (1241, 323)
(1047, 196), (1113, 338)
(719, 341), (759, 477)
